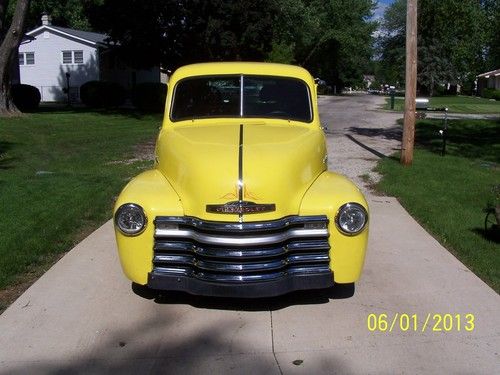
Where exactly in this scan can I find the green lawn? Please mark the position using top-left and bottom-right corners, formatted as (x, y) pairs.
(385, 95), (500, 113)
(0, 110), (161, 297)
(376, 119), (500, 292)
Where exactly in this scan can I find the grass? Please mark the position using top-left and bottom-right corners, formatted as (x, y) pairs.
(0, 109), (161, 301)
(385, 95), (500, 113)
(376, 118), (500, 292)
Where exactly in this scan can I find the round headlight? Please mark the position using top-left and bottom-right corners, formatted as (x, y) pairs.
(115, 203), (147, 236)
(336, 203), (368, 235)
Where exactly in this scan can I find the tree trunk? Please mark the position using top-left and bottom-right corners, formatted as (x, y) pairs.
(0, 0), (31, 116)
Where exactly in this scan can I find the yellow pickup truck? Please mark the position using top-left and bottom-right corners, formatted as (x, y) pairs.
(113, 62), (368, 297)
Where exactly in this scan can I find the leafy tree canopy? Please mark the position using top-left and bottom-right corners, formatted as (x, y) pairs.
(3, 0), (378, 97)
(377, 0), (497, 95)
(87, 0), (377, 88)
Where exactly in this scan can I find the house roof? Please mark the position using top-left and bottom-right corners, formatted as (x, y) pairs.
(26, 25), (111, 47)
(50, 26), (108, 44)
(477, 69), (500, 78)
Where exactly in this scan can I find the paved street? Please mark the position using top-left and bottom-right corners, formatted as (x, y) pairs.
(319, 94), (402, 191)
(1, 95), (499, 374)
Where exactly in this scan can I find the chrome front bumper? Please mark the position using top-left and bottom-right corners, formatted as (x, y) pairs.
(149, 215), (334, 297)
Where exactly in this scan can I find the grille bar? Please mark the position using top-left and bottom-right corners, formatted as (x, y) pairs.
(153, 253), (329, 272)
(153, 239), (330, 260)
(155, 227), (328, 247)
(154, 215), (328, 233)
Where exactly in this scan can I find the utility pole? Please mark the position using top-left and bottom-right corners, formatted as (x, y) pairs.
(401, 0), (418, 166)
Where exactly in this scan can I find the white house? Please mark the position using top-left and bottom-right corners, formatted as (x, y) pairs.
(18, 14), (160, 102)
(477, 68), (500, 96)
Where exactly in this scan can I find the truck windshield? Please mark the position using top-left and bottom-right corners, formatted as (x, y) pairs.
(171, 75), (312, 122)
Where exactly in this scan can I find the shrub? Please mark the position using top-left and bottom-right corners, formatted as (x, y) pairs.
(131, 82), (167, 112)
(11, 84), (41, 112)
(80, 81), (126, 108)
(482, 88), (500, 101)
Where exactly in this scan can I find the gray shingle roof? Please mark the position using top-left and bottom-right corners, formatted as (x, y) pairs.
(50, 26), (109, 45)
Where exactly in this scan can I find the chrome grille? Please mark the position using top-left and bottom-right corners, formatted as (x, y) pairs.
(152, 216), (331, 283)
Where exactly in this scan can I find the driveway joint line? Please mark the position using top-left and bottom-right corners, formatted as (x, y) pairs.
(270, 311), (283, 375)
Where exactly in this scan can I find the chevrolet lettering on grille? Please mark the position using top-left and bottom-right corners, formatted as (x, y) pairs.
(206, 201), (276, 214)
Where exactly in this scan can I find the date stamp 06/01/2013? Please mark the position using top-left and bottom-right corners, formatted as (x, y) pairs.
(367, 313), (475, 333)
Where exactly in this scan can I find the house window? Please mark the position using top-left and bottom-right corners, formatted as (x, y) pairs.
(19, 52), (35, 65)
(74, 50), (83, 64)
(62, 51), (72, 64)
(62, 50), (84, 65)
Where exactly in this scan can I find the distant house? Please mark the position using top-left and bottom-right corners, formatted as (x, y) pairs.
(18, 14), (160, 102)
(477, 68), (500, 96)
(362, 75), (375, 89)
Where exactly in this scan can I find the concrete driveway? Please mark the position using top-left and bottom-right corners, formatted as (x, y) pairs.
(1, 95), (499, 374)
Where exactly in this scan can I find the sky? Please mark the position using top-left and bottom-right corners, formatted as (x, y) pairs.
(374, 0), (395, 20)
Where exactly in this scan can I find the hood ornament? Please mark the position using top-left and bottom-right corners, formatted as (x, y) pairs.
(206, 201), (276, 214)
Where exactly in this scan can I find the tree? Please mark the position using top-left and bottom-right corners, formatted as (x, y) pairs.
(377, 0), (491, 96)
(25, 0), (98, 30)
(482, 0), (500, 71)
(89, 0), (277, 70)
(270, 0), (377, 89)
(418, 0), (488, 95)
(0, 0), (31, 115)
(377, 0), (406, 85)
(88, 0), (376, 89)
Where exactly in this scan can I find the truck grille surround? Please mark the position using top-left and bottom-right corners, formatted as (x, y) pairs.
(152, 215), (331, 283)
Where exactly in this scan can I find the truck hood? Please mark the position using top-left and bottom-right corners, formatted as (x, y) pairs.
(156, 122), (326, 221)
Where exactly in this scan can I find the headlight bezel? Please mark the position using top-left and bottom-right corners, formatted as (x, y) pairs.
(114, 203), (148, 236)
(335, 202), (368, 236)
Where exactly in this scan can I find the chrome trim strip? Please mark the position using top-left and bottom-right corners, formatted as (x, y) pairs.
(154, 227), (328, 246)
(238, 124), (244, 222)
(196, 259), (287, 272)
(154, 253), (329, 272)
(240, 75), (244, 117)
(154, 241), (330, 259)
(287, 240), (330, 251)
(154, 255), (194, 265)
